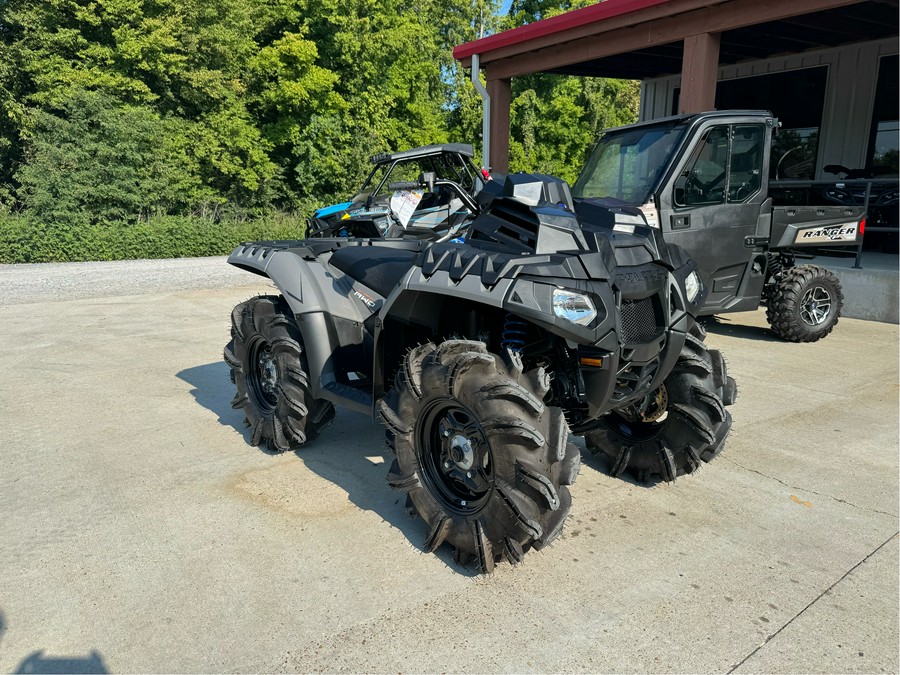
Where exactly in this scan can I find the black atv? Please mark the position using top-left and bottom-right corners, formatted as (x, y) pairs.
(224, 173), (737, 572)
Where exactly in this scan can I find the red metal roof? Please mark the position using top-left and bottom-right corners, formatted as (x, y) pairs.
(452, 0), (672, 60)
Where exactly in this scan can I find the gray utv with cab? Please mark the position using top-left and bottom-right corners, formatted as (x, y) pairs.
(573, 110), (867, 342)
(224, 173), (737, 572)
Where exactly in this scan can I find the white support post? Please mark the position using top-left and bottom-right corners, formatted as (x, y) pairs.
(471, 54), (491, 170)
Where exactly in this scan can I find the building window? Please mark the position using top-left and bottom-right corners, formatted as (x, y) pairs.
(673, 66), (828, 179)
(867, 55), (898, 176)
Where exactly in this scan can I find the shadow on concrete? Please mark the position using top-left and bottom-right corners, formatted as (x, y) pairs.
(702, 315), (780, 342)
(571, 429), (670, 489)
(177, 361), (243, 429)
(176, 362), (475, 576)
(579, 447), (664, 489)
(1, 610), (109, 674)
(14, 651), (109, 674)
(291, 415), (474, 575)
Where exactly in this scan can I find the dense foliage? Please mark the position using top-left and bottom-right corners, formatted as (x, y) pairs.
(0, 213), (307, 263)
(0, 0), (638, 261)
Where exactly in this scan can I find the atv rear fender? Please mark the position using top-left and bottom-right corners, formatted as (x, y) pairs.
(228, 242), (374, 413)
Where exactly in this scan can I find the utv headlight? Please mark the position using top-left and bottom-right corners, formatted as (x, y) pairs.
(685, 271), (703, 304)
(553, 289), (597, 326)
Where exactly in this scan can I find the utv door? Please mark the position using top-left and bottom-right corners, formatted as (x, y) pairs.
(658, 119), (774, 315)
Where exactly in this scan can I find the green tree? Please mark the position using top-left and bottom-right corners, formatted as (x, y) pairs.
(0, 0), (642, 233)
(246, 29), (346, 204)
(444, 0), (503, 162)
(1, 0), (328, 215)
(507, 0), (583, 22)
(290, 0), (456, 199)
(497, 0), (641, 179)
(16, 89), (210, 225)
(508, 75), (640, 183)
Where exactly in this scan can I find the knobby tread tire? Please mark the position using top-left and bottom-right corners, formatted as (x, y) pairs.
(766, 264), (843, 342)
(585, 323), (734, 483)
(224, 295), (334, 453)
(380, 340), (575, 572)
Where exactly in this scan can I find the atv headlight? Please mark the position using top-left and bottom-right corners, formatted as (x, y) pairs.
(553, 289), (597, 326)
(685, 270), (703, 304)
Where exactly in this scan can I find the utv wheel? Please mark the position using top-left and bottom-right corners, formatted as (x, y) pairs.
(586, 324), (734, 483)
(224, 295), (335, 452)
(380, 340), (578, 573)
(766, 265), (842, 342)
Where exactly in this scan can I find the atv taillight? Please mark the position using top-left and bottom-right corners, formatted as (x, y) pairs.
(859, 217), (866, 235)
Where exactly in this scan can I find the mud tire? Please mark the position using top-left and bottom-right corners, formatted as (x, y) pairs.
(586, 323), (734, 483)
(766, 265), (843, 342)
(224, 295), (335, 452)
(380, 340), (578, 572)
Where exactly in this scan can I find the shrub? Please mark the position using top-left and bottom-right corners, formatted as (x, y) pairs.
(0, 215), (307, 263)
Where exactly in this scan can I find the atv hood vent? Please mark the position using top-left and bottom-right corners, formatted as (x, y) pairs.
(468, 198), (540, 253)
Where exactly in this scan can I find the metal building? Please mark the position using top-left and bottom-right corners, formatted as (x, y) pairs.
(453, 0), (899, 180)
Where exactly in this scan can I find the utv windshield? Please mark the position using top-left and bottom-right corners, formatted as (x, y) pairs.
(572, 120), (688, 205)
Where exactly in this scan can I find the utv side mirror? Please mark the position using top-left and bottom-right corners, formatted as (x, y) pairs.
(419, 172), (436, 192)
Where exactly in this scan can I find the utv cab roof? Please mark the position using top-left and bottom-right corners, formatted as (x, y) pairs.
(371, 143), (475, 164)
(600, 110), (777, 135)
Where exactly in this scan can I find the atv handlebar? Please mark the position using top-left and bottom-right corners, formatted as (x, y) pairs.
(388, 181), (421, 191)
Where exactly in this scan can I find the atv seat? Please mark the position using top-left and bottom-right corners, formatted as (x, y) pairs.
(330, 246), (419, 298)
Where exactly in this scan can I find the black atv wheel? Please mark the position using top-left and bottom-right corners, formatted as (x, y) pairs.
(766, 264), (843, 342)
(380, 340), (579, 573)
(585, 324), (734, 483)
(224, 295), (335, 452)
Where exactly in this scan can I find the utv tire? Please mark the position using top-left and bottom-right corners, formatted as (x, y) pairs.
(224, 295), (335, 452)
(585, 324), (734, 483)
(766, 265), (842, 342)
(380, 340), (578, 573)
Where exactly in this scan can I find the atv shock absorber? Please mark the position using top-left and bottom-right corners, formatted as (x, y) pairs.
(501, 313), (528, 352)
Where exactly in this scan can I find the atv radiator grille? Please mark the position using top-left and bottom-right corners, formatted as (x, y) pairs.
(620, 297), (660, 343)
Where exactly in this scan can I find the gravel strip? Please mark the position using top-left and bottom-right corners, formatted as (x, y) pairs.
(0, 256), (273, 306)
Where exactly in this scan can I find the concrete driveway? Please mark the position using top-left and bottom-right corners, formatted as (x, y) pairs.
(0, 258), (897, 673)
